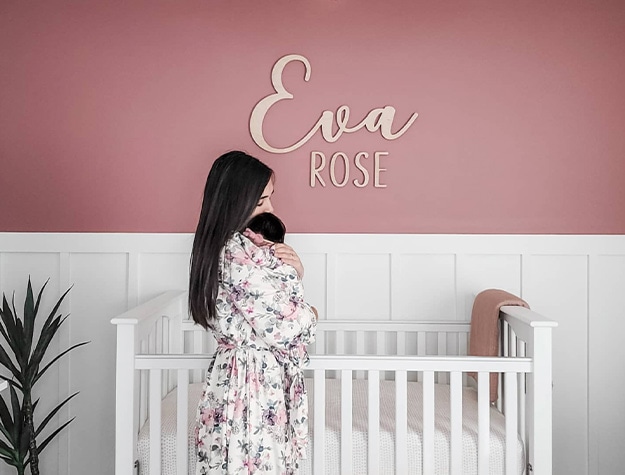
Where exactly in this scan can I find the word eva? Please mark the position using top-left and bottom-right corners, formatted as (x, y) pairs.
(250, 54), (419, 154)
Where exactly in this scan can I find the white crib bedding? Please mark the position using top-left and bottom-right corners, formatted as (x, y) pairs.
(137, 379), (524, 475)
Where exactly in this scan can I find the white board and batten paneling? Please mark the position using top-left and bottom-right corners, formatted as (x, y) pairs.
(0, 232), (624, 475)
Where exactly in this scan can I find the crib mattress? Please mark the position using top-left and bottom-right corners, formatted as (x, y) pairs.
(137, 379), (524, 475)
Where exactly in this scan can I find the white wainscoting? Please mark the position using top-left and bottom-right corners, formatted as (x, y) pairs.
(0, 233), (624, 475)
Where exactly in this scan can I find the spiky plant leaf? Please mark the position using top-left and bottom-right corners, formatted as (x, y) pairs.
(35, 392), (78, 437)
(0, 421), (12, 446)
(25, 280), (48, 367)
(23, 279), (36, 363)
(0, 396), (20, 467)
(27, 316), (64, 385)
(0, 395), (15, 441)
(28, 311), (74, 386)
(10, 294), (27, 371)
(0, 346), (21, 384)
(0, 280), (86, 475)
(1, 296), (16, 332)
(31, 280), (47, 322)
(0, 383), (27, 471)
(0, 390), (14, 439)
(0, 296), (22, 365)
(27, 286), (71, 382)
(9, 386), (21, 444)
(0, 448), (14, 464)
(27, 417), (74, 462)
(40, 287), (71, 336)
(0, 321), (18, 368)
(28, 314), (57, 372)
(34, 342), (89, 386)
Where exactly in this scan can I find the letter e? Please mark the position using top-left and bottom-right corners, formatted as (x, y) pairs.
(374, 151), (388, 188)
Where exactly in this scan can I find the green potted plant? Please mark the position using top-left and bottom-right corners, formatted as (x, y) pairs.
(0, 278), (88, 475)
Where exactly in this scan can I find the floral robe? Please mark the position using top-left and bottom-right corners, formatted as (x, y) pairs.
(196, 231), (317, 475)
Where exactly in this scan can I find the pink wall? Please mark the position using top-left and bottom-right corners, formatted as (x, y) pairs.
(1, 0), (624, 233)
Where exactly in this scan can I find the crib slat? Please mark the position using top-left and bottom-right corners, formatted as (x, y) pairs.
(518, 343), (527, 446)
(417, 332), (426, 356)
(437, 332), (447, 356)
(337, 330), (345, 355)
(162, 318), (170, 392)
(395, 370), (408, 473)
(496, 321), (504, 412)
(368, 370), (380, 475)
(356, 330), (365, 354)
(478, 372), (490, 475)
(149, 369), (162, 475)
(313, 369), (326, 475)
(422, 371), (435, 474)
(496, 371), (503, 413)
(156, 317), (163, 354)
(503, 320), (510, 357)
(396, 331), (406, 355)
(504, 372), (518, 475)
(459, 335), (468, 386)
(356, 331), (366, 379)
(510, 327), (517, 357)
(459, 331), (468, 355)
(450, 371), (463, 474)
(416, 333), (426, 382)
(451, 332), (459, 356)
(341, 370), (353, 474)
(140, 369), (148, 427)
(148, 329), (155, 354)
(177, 370), (189, 475)
(437, 334), (448, 384)
(376, 331), (385, 356)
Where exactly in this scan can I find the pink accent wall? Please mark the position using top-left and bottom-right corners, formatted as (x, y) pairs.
(1, 0), (624, 233)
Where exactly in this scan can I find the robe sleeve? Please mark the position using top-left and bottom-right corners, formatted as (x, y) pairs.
(225, 242), (317, 351)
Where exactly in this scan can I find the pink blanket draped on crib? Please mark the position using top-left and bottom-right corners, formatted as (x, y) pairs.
(469, 289), (529, 402)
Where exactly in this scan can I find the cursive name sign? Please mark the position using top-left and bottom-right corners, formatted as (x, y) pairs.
(250, 54), (419, 154)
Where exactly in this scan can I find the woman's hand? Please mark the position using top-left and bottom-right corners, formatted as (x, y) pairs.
(273, 243), (304, 278)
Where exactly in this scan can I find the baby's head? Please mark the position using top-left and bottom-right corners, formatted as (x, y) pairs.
(246, 212), (286, 244)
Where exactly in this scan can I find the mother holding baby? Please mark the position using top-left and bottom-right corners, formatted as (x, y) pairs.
(189, 151), (318, 475)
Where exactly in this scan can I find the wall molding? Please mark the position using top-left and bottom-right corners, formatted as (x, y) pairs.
(1, 232), (624, 475)
(2, 232), (625, 254)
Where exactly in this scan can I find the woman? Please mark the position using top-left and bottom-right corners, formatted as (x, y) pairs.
(190, 151), (318, 475)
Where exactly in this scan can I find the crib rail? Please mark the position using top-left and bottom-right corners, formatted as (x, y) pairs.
(132, 354), (531, 475)
(501, 306), (556, 475)
(112, 291), (556, 475)
(112, 290), (187, 475)
(181, 319), (472, 355)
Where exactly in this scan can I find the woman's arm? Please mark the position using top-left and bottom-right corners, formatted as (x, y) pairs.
(226, 248), (316, 350)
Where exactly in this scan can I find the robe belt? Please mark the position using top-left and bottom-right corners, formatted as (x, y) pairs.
(216, 342), (309, 464)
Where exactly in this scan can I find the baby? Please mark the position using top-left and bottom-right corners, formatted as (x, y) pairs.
(244, 212), (315, 364)
(246, 212), (287, 245)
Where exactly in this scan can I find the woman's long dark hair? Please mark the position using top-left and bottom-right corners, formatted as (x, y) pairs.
(189, 151), (273, 329)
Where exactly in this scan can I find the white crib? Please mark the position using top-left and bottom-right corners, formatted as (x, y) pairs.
(112, 290), (556, 475)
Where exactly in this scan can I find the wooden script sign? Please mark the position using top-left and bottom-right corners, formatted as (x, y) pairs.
(250, 54), (418, 188)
